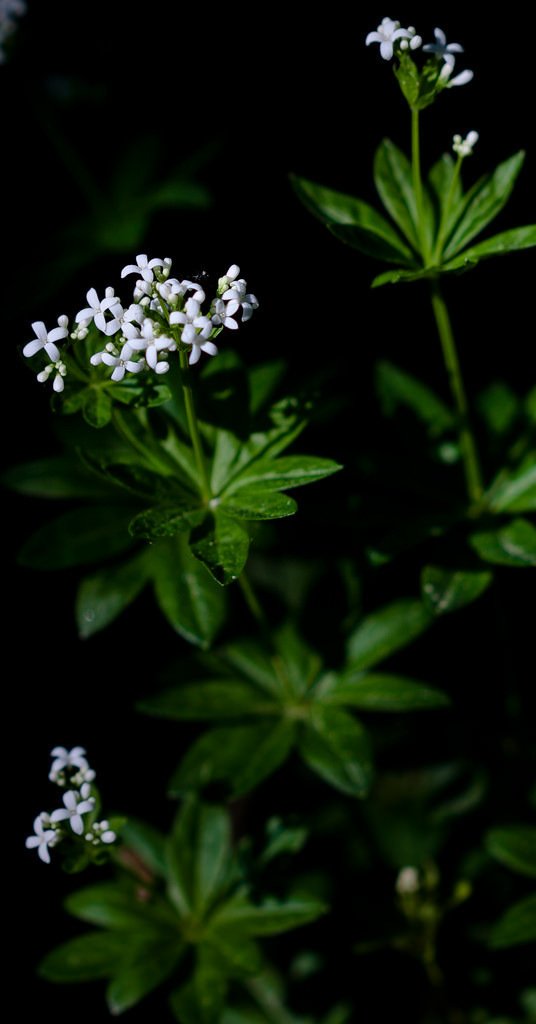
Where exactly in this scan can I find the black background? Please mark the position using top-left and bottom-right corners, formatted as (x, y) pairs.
(4, 2), (535, 1021)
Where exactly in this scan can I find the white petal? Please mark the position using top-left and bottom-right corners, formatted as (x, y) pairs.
(147, 257), (165, 269)
(125, 360), (144, 373)
(170, 311), (186, 325)
(189, 346), (201, 365)
(224, 317), (238, 330)
(48, 325), (68, 344)
(365, 31), (381, 45)
(200, 341), (218, 357)
(53, 374), (65, 393)
(182, 324), (196, 345)
(90, 352), (104, 365)
(71, 814), (84, 835)
(146, 346), (157, 369)
(23, 339), (43, 357)
(434, 27), (446, 45)
(380, 40), (393, 60)
(31, 321), (48, 342)
(51, 746), (68, 757)
(105, 318), (122, 336)
(121, 264), (139, 278)
(38, 843), (52, 863)
(225, 299), (240, 317)
(448, 69), (473, 87)
(226, 264), (240, 279)
(44, 342), (61, 361)
(447, 43), (463, 53)
(26, 836), (40, 849)
(101, 831), (116, 844)
(51, 808), (69, 822)
(154, 361), (169, 374)
(94, 312), (107, 333)
(86, 288), (99, 309)
(111, 365), (126, 381)
(140, 267), (154, 283)
(75, 307), (94, 323)
(101, 352), (119, 366)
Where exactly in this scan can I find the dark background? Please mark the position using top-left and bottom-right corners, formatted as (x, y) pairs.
(4, 2), (534, 1021)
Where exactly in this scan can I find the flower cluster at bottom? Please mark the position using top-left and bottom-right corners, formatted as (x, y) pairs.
(25, 746), (117, 864)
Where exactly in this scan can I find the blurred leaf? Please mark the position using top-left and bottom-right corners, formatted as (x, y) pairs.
(477, 382), (520, 436)
(488, 461), (536, 514)
(470, 518), (536, 567)
(299, 705), (373, 797)
(76, 552), (150, 638)
(371, 266), (432, 288)
(121, 818), (167, 877)
(291, 175), (415, 263)
(65, 882), (173, 931)
(211, 894), (327, 936)
(232, 720), (296, 797)
(149, 536), (226, 647)
(18, 505), (137, 569)
(223, 639), (284, 698)
(346, 599), (432, 670)
(2, 456), (114, 499)
(39, 932), (127, 982)
(168, 722), (291, 797)
(444, 152), (525, 258)
(248, 361), (286, 415)
(375, 360), (454, 436)
(222, 489), (298, 520)
(106, 939), (184, 1014)
(139, 680), (278, 721)
(190, 511), (250, 585)
(83, 388), (113, 428)
(490, 894), (536, 948)
(166, 800), (231, 917)
(322, 672), (449, 711)
(486, 827), (536, 878)
(374, 138), (432, 254)
(260, 819), (308, 865)
(275, 622), (323, 696)
(421, 565), (493, 615)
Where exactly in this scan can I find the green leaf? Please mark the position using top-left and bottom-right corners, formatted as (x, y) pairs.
(275, 622), (323, 696)
(346, 599), (432, 670)
(226, 455), (342, 495)
(205, 930), (263, 977)
(371, 266), (433, 288)
(18, 505), (137, 569)
(193, 947), (229, 1023)
(210, 414), (306, 497)
(470, 518), (536, 568)
(421, 566), (493, 616)
(248, 360), (286, 415)
(223, 639), (283, 697)
(232, 719), (296, 797)
(76, 552), (150, 638)
(139, 680), (279, 721)
(149, 536), (226, 648)
(39, 932), (127, 982)
(65, 882), (173, 931)
(477, 382), (520, 436)
(106, 940), (184, 1014)
(490, 894), (536, 948)
(83, 387), (113, 428)
(322, 672), (449, 711)
(169, 723), (288, 797)
(291, 175), (415, 264)
(121, 818), (167, 877)
(486, 827), (536, 878)
(442, 225), (536, 272)
(166, 800), (231, 917)
(488, 461), (536, 514)
(374, 138), (432, 254)
(129, 503), (205, 539)
(429, 153), (462, 237)
(190, 511), (250, 585)
(222, 488), (297, 521)
(444, 152), (526, 258)
(298, 705), (373, 797)
(375, 360), (454, 436)
(2, 456), (114, 499)
(211, 894), (327, 936)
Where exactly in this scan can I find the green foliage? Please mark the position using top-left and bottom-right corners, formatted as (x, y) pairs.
(40, 800), (326, 1019)
(486, 827), (536, 879)
(490, 895), (536, 949)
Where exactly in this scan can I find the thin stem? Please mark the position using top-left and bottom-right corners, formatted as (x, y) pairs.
(178, 349), (211, 501)
(239, 572), (268, 629)
(430, 284), (484, 506)
(433, 155), (462, 263)
(112, 409), (172, 476)
(411, 107), (431, 264)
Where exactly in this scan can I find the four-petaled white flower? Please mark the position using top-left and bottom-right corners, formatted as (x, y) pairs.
(92, 339), (145, 382)
(25, 813), (58, 864)
(453, 130), (479, 158)
(170, 299), (218, 365)
(365, 17), (414, 61)
(51, 786), (95, 836)
(121, 254), (165, 283)
(131, 318), (176, 374)
(423, 27), (463, 69)
(49, 745), (89, 782)
(23, 316), (69, 363)
(214, 278), (259, 328)
(75, 287), (123, 336)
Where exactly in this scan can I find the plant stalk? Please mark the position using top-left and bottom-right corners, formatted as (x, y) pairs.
(178, 349), (211, 501)
(411, 107), (431, 264)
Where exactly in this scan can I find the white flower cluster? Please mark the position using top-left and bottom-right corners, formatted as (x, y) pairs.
(366, 18), (473, 87)
(452, 130), (479, 158)
(25, 746), (116, 864)
(0, 0), (26, 63)
(22, 257), (258, 393)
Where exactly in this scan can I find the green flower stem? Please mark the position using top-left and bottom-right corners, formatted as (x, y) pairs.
(433, 154), (463, 262)
(411, 107), (431, 264)
(178, 348), (211, 501)
(430, 284), (484, 506)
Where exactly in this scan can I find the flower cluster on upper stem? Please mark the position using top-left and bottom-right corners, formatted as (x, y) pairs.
(366, 17), (473, 88)
(452, 131), (479, 158)
(22, 257), (258, 392)
(25, 746), (117, 864)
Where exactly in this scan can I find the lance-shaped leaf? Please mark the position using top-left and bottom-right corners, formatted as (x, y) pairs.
(442, 224), (536, 272)
(2, 456), (116, 499)
(169, 722), (294, 798)
(298, 705), (373, 797)
(421, 566), (493, 616)
(18, 504), (138, 570)
(225, 455), (342, 496)
(443, 152), (525, 258)
(291, 175), (416, 264)
(149, 535), (226, 647)
(470, 518), (536, 568)
(221, 488), (298, 521)
(120, 818), (167, 877)
(129, 502), (206, 540)
(490, 894), (536, 949)
(375, 360), (454, 436)
(486, 827), (536, 879)
(64, 882), (177, 931)
(371, 267), (434, 288)
(319, 672), (449, 711)
(346, 599), (432, 671)
(210, 411), (306, 496)
(76, 551), (150, 638)
(487, 461), (536, 514)
(166, 800), (232, 917)
(106, 939), (185, 1014)
(39, 932), (128, 983)
(139, 679), (280, 721)
(429, 153), (462, 239)
(210, 892), (327, 936)
(83, 387), (113, 428)
(190, 511), (250, 585)
(232, 720), (296, 797)
(374, 138), (433, 255)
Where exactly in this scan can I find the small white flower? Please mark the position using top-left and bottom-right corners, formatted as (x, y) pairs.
(126, 318), (175, 375)
(396, 866), (420, 895)
(423, 27), (464, 69)
(37, 359), (67, 393)
(121, 254), (165, 284)
(214, 278), (259, 327)
(51, 788), (95, 836)
(23, 316), (69, 363)
(75, 287), (123, 336)
(217, 264), (241, 293)
(452, 131), (479, 158)
(50, 745), (89, 781)
(399, 26), (422, 52)
(25, 813), (58, 864)
(98, 341), (146, 382)
(170, 299), (217, 365)
(365, 17), (413, 61)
